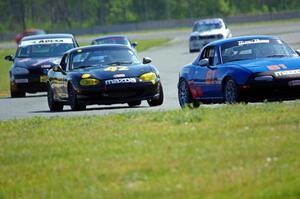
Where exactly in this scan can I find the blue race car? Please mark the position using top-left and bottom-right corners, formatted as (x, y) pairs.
(178, 35), (300, 108)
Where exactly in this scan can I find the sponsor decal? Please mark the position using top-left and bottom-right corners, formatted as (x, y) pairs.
(105, 78), (136, 85)
(205, 70), (216, 84)
(274, 69), (300, 77)
(40, 75), (48, 83)
(113, 74), (126, 78)
(238, 39), (270, 46)
(15, 79), (28, 83)
(20, 38), (73, 46)
(104, 66), (129, 72)
(288, 80), (300, 86)
(267, 64), (287, 71)
(41, 64), (51, 69)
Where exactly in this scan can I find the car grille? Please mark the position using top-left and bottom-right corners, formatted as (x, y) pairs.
(191, 34), (223, 41)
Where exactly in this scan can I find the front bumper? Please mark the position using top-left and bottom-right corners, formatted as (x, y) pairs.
(11, 74), (48, 93)
(240, 77), (300, 101)
(75, 81), (162, 105)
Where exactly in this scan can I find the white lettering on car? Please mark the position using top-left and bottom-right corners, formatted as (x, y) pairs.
(275, 69), (300, 77)
(105, 78), (136, 85)
(238, 39), (270, 46)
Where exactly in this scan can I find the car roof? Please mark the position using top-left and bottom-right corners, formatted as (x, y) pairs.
(92, 35), (128, 41)
(22, 34), (75, 41)
(208, 35), (280, 46)
(194, 18), (224, 25)
(66, 44), (131, 54)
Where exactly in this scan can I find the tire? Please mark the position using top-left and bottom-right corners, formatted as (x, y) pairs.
(68, 85), (86, 111)
(47, 85), (63, 112)
(10, 82), (25, 98)
(178, 79), (200, 108)
(147, 84), (164, 107)
(224, 79), (240, 104)
(128, 101), (141, 107)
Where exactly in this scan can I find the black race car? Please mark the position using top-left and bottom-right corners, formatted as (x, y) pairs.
(5, 34), (79, 97)
(47, 44), (164, 111)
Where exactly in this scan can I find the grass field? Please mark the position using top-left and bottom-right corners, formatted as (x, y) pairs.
(0, 102), (300, 198)
(0, 38), (170, 97)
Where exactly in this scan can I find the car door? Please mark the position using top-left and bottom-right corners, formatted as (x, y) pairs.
(59, 54), (69, 100)
(192, 46), (221, 99)
(53, 54), (68, 100)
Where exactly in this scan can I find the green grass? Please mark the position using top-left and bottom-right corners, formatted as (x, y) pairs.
(0, 48), (14, 96)
(1, 102), (300, 198)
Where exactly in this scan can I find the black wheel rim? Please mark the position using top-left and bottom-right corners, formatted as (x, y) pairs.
(225, 80), (237, 104)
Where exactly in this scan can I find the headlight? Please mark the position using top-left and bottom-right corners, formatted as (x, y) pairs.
(139, 72), (157, 84)
(80, 78), (100, 86)
(12, 67), (29, 75)
(254, 76), (274, 81)
(217, 34), (224, 39)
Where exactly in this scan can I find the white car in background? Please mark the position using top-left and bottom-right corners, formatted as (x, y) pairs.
(189, 18), (232, 53)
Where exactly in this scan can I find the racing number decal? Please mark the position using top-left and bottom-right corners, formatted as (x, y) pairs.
(205, 70), (216, 84)
(104, 66), (129, 72)
(189, 81), (203, 98)
(267, 64), (287, 71)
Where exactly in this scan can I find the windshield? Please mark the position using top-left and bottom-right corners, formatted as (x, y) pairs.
(16, 43), (74, 58)
(193, 22), (222, 32)
(94, 38), (130, 46)
(70, 48), (140, 70)
(221, 39), (297, 63)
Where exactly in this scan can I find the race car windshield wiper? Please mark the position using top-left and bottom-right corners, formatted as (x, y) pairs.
(266, 54), (286, 58)
(107, 61), (132, 66)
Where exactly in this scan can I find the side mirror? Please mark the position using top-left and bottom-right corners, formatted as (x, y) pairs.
(143, 57), (152, 64)
(53, 65), (66, 74)
(5, 55), (14, 62)
(296, 50), (300, 56)
(131, 42), (138, 48)
(198, 58), (209, 66)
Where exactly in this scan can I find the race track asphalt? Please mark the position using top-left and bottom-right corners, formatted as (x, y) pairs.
(1, 22), (300, 120)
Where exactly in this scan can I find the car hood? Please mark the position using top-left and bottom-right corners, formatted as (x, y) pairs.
(72, 64), (153, 80)
(14, 57), (61, 69)
(190, 29), (224, 37)
(227, 57), (300, 73)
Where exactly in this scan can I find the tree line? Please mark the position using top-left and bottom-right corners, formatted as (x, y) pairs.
(1, 0), (300, 34)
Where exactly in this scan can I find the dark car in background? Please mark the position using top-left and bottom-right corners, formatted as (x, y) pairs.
(15, 29), (46, 45)
(47, 45), (163, 111)
(5, 34), (79, 97)
(91, 35), (138, 49)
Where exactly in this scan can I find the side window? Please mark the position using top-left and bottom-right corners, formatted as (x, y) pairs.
(60, 54), (69, 71)
(213, 48), (220, 65)
(199, 47), (215, 65)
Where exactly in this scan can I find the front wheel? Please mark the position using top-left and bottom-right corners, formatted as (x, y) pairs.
(178, 79), (200, 108)
(68, 85), (86, 111)
(147, 84), (164, 107)
(47, 85), (63, 112)
(10, 82), (25, 98)
(224, 79), (240, 104)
